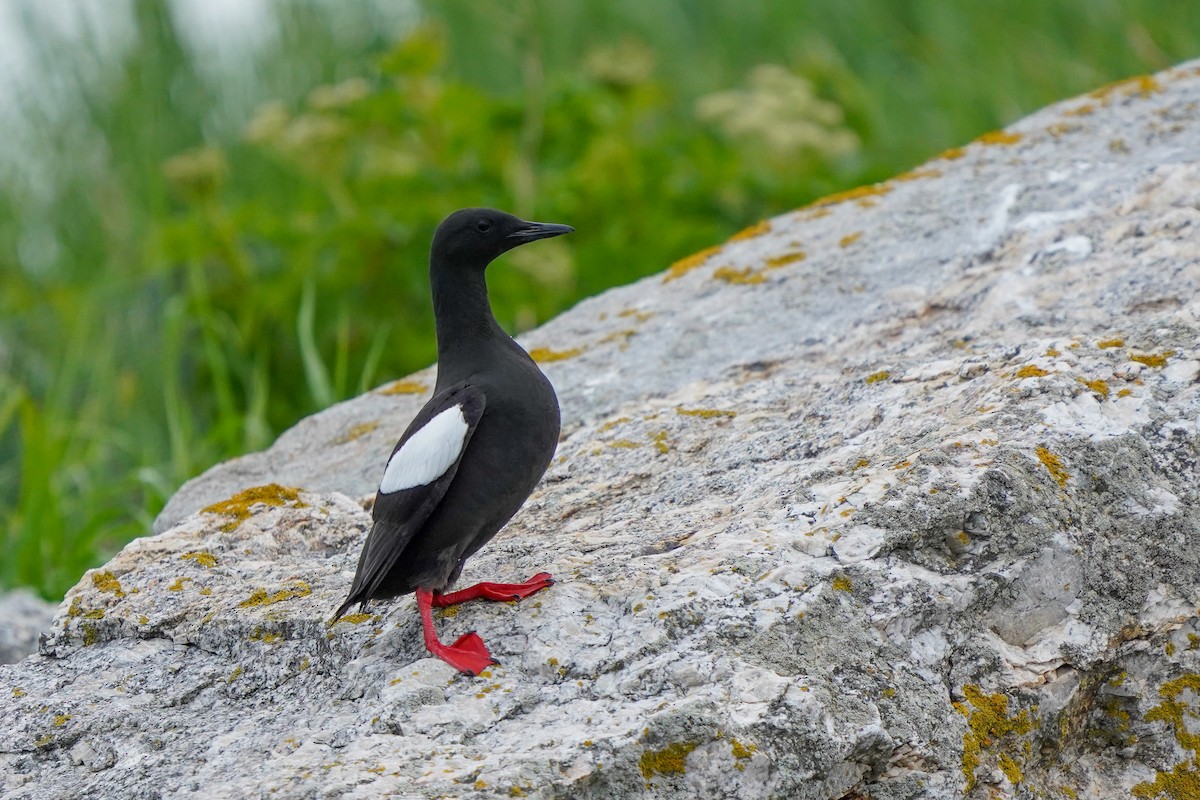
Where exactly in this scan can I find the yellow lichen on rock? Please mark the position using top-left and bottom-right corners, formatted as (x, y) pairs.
(1130, 351), (1173, 368)
(1036, 446), (1070, 488)
(713, 266), (766, 285)
(239, 580), (312, 608)
(663, 245), (723, 283)
(894, 167), (942, 182)
(181, 552), (217, 568)
(766, 251), (806, 268)
(957, 685), (1034, 791)
(803, 182), (892, 210)
(639, 741), (698, 780)
(728, 220), (771, 242)
(529, 346), (585, 363)
(975, 130), (1024, 146)
(91, 571), (125, 597)
(1133, 673), (1200, 798)
(333, 420), (380, 445)
(202, 484), (304, 532)
(378, 380), (428, 396)
(1090, 74), (1163, 104)
(676, 407), (737, 419)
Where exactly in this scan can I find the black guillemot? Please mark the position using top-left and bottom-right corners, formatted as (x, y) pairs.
(333, 208), (573, 675)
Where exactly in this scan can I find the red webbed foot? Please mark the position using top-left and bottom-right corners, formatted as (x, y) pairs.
(427, 630), (496, 676)
(431, 572), (554, 606)
(416, 588), (500, 676)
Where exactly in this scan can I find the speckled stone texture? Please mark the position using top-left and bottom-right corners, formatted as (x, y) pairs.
(0, 592), (55, 666)
(5, 62), (1200, 800)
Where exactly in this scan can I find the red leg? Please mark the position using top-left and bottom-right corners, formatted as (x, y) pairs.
(415, 588), (496, 676)
(429, 572), (554, 607)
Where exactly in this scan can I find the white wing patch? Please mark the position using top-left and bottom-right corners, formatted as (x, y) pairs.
(379, 405), (470, 494)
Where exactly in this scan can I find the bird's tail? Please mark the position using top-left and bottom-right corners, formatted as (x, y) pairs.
(331, 594), (365, 623)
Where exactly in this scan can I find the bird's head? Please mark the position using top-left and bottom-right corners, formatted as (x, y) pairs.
(431, 208), (574, 268)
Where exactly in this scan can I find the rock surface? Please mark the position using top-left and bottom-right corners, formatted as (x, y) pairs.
(5, 62), (1200, 799)
(0, 591), (55, 666)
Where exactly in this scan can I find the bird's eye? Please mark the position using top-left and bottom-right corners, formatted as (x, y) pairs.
(476, 220), (492, 233)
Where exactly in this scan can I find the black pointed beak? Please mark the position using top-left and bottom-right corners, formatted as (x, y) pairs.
(507, 221), (575, 243)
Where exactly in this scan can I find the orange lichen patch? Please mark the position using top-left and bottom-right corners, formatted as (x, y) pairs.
(766, 251), (806, 268)
(1090, 74), (1162, 103)
(663, 245), (723, 283)
(832, 576), (852, 592)
(865, 370), (890, 384)
(839, 231), (863, 248)
(650, 431), (669, 454)
(91, 571), (126, 597)
(617, 308), (655, 323)
(677, 407), (737, 419)
(803, 182), (892, 211)
(1036, 446), (1069, 488)
(378, 380), (428, 396)
(1117, 388), (1133, 398)
(1131, 351), (1173, 368)
(975, 130), (1024, 147)
(713, 266), (766, 285)
(799, 207), (832, 220)
(1045, 347), (1061, 357)
(1097, 338), (1125, 348)
(202, 484), (304, 532)
(937, 146), (966, 161)
(529, 346), (584, 363)
(181, 552), (217, 568)
(167, 577), (192, 592)
(729, 220), (771, 242)
(1015, 365), (1051, 379)
(894, 167), (942, 182)
(1063, 103), (1096, 117)
(1078, 378), (1110, 398)
(333, 613), (373, 625)
(333, 420), (380, 445)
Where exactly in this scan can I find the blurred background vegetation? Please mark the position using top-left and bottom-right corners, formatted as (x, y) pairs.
(2, 0), (1198, 599)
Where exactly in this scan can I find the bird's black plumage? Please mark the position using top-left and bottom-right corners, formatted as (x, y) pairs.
(333, 209), (572, 669)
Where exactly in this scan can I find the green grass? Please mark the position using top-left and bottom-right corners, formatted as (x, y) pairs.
(2, 0), (1198, 599)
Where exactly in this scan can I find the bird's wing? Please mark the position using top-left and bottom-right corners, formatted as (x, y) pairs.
(335, 382), (485, 618)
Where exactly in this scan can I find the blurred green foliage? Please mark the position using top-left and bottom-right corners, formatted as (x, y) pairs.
(2, 0), (1198, 598)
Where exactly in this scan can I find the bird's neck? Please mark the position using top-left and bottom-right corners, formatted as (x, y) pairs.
(431, 263), (507, 366)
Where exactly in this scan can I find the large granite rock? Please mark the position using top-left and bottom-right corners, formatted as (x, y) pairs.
(0, 591), (56, 666)
(5, 62), (1200, 799)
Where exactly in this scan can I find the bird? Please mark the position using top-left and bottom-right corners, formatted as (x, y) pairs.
(333, 208), (573, 675)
